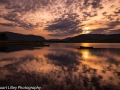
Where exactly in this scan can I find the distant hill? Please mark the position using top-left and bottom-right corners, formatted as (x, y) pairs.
(62, 37), (72, 41)
(46, 37), (72, 42)
(67, 34), (120, 42)
(47, 39), (61, 41)
(0, 32), (46, 41)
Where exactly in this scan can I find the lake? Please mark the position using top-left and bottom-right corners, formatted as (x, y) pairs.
(0, 43), (120, 90)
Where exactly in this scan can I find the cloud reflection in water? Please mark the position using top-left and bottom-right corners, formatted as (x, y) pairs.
(0, 47), (120, 90)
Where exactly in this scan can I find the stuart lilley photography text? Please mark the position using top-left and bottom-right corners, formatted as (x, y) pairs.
(0, 86), (41, 90)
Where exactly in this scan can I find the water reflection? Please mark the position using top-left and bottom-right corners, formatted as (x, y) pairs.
(81, 50), (90, 59)
(0, 45), (42, 53)
(45, 49), (81, 67)
(0, 44), (120, 90)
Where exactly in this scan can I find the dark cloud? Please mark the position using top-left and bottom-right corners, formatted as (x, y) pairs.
(18, 22), (39, 30)
(5, 4), (22, 10)
(114, 8), (120, 14)
(45, 49), (81, 66)
(116, 18), (120, 21)
(89, 28), (111, 34)
(103, 12), (107, 15)
(0, 23), (16, 27)
(83, 0), (103, 10)
(2, 13), (19, 22)
(0, 1), (42, 29)
(0, 0), (51, 14)
(0, 0), (9, 4)
(65, 0), (74, 8)
(1, 12), (39, 29)
(107, 21), (120, 28)
(83, 0), (89, 6)
(82, 11), (97, 18)
(0, 0), (119, 35)
(108, 29), (120, 34)
(91, 0), (102, 8)
(103, 14), (118, 21)
(110, 5), (115, 8)
(45, 13), (82, 36)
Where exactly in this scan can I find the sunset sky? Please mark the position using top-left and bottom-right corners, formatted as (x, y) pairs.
(0, 0), (120, 39)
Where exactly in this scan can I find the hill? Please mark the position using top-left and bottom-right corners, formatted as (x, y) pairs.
(0, 32), (46, 41)
(67, 34), (120, 43)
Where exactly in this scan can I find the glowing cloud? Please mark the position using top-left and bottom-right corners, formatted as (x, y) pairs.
(0, 0), (120, 38)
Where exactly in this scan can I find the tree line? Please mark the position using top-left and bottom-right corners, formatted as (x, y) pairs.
(0, 33), (8, 40)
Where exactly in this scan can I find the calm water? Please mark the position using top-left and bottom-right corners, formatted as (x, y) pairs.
(0, 43), (120, 90)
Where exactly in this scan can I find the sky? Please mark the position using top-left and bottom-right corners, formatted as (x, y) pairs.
(0, 0), (120, 39)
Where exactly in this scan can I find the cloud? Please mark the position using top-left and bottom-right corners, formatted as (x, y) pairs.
(45, 49), (81, 66)
(107, 21), (120, 28)
(89, 21), (120, 34)
(89, 28), (111, 34)
(0, 0), (9, 4)
(0, 0), (54, 16)
(0, 23), (16, 27)
(108, 29), (120, 34)
(103, 14), (118, 21)
(45, 13), (82, 36)
(83, 0), (103, 9)
(1, 12), (39, 29)
(82, 11), (98, 17)
(0, 0), (120, 36)
(102, 12), (107, 15)
(114, 7), (120, 14)
(83, 0), (89, 6)
(91, 0), (102, 8)
(2, 13), (19, 22)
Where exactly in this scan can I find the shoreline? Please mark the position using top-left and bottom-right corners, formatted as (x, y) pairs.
(0, 40), (120, 45)
(0, 41), (46, 46)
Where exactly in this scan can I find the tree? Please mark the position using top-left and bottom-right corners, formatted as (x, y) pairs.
(0, 33), (8, 40)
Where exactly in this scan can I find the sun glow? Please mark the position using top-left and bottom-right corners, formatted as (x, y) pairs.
(83, 27), (91, 34)
(84, 27), (90, 30)
(81, 50), (90, 59)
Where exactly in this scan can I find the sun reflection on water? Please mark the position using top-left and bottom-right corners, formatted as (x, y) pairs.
(81, 43), (90, 47)
(81, 50), (90, 59)
(0, 44), (120, 89)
